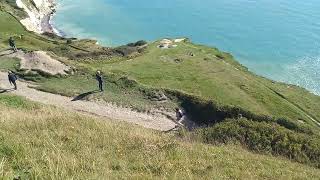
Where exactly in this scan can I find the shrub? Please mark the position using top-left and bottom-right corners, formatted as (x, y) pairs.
(127, 43), (135, 47)
(127, 40), (148, 47)
(66, 39), (72, 44)
(276, 118), (313, 134)
(216, 54), (225, 59)
(198, 118), (320, 167)
(116, 76), (138, 88)
(165, 89), (313, 134)
(134, 40), (147, 46)
(115, 46), (137, 56)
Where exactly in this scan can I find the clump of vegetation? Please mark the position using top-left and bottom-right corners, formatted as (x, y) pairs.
(127, 40), (148, 47)
(167, 89), (313, 134)
(193, 118), (320, 168)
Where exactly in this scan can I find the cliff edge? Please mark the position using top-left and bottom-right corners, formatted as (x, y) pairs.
(15, 0), (55, 33)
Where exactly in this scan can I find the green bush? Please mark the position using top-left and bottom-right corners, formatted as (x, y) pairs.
(66, 39), (72, 44)
(276, 118), (313, 134)
(166, 89), (313, 134)
(134, 40), (147, 46)
(198, 118), (320, 167)
(115, 46), (138, 56)
(127, 40), (147, 47)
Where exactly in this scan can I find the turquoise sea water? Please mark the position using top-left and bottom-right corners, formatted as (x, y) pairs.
(52, 0), (320, 95)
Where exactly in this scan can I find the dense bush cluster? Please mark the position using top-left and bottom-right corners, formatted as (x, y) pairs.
(169, 89), (318, 167)
(166, 89), (313, 134)
(127, 40), (148, 47)
(112, 40), (148, 56)
(199, 118), (320, 167)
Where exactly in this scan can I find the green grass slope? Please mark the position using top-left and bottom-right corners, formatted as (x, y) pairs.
(143, 43), (315, 115)
(0, 94), (319, 179)
(1, 2), (319, 126)
(0, 10), (53, 50)
(1, 4), (320, 173)
(0, 10), (103, 55)
(2, 7), (317, 129)
(68, 41), (320, 127)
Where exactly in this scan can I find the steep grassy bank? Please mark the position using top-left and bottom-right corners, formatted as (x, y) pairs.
(0, 94), (320, 179)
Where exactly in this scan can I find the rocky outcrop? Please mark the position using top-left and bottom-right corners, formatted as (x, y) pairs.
(16, 0), (55, 33)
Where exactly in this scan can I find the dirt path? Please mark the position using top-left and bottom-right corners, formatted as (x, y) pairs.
(0, 72), (177, 131)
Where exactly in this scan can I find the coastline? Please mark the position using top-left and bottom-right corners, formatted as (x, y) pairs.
(12, 1), (320, 96)
(16, 0), (58, 35)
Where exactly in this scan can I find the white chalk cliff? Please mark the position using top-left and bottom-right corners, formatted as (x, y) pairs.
(16, 0), (55, 33)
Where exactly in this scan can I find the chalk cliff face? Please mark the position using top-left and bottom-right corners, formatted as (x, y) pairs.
(16, 0), (55, 33)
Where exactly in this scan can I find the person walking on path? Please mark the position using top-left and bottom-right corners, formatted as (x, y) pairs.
(8, 71), (18, 90)
(96, 71), (104, 92)
(9, 37), (17, 52)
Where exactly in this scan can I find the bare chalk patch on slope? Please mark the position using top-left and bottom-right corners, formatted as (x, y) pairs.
(0, 50), (70, 75)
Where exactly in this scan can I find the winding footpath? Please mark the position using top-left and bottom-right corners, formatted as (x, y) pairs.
(0, 72), (177, 131)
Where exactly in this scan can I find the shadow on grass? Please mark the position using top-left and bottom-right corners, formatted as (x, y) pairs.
(0, 88), (14, 93)
(72, 90), (99, 101)
(0, 49), (15, 57)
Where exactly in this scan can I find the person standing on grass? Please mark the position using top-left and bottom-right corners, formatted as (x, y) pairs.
(8, 71), (18, 90)
(9, 37), (17, 52)
(96, 71), (104, 91)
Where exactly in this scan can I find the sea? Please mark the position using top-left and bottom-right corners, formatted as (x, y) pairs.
(51, 0), (320, 95)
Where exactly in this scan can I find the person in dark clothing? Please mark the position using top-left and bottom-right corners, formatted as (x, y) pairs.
(9, 37), (17, 52)
(96, 71), (103, 91)
(8, 71), (18, 90)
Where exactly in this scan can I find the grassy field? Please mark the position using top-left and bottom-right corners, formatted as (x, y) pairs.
(0, 94), (319, 179)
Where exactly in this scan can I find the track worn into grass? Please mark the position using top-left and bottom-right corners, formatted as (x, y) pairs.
(0, 72), (177, 131)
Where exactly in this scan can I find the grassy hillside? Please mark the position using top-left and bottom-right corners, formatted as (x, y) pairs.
(1, 4), (319, 125)
(0, 10), (109, 56)
(0, 94), (319, 179)
(1, 4), (320, 176)
(1, 8), (317, 130)
(35, 40), (320, 128)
